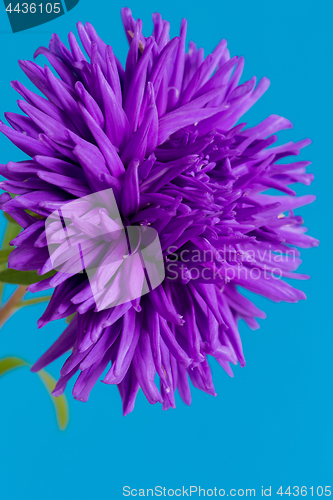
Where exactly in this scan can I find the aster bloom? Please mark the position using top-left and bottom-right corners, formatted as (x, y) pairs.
(0, 8), (318, 414)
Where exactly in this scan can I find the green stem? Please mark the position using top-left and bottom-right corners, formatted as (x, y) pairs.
(0, 286), (27, 329)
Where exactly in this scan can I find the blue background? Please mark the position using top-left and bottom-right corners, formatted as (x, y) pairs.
(0, 0), (332, 498)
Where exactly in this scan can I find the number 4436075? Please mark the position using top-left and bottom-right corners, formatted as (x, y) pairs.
(277, 487), (331, 497)
(5, 3), (61, 14)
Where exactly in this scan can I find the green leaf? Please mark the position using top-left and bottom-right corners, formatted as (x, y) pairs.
(2, 222), (21, 249)
(25, 209), (44, 220)
(38, 370), (69, 430)
(0, 356), (28, 375)
(3, 212), (18, 225)
(65, 312), (77, 324)
(0, 269), (56, 285)
(0, 356), (69, 431)
(0, 248), (13, 264)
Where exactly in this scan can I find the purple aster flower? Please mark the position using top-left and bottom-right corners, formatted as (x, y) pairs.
(0, 8), (318, 414)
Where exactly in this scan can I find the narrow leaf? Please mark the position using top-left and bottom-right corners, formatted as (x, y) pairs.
(0, 356), (69, 431)
(0, 248), (13, 264)
(0, 356), (28, 375)
(38, 370), (69, 430)
(19, 295), (52, 307)
(3, 213), (19, 225)
(65, 312), (77, 324)
(0, 269), (56, 285)
(2, 222), (21, 249)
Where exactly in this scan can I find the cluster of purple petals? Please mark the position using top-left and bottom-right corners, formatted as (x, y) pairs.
(0, 8), (318, 414)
